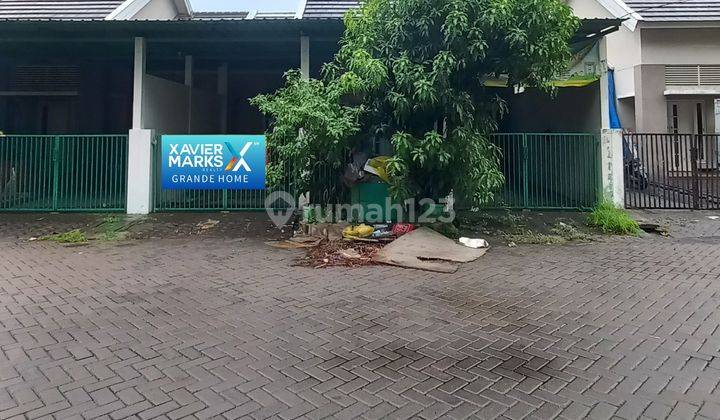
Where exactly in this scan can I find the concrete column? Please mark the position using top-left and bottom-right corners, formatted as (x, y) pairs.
(599, 38), (611, 130)
(601, 129), (625, 207)
(127, 37), (153, 214)
(635, 64), (667, 132)
(300, 35), (310, 80)
(298, 35), (311, 207)
(127, 129), (155, 214)
(218, 63), (228, 134)
(132, 37), (146, 129)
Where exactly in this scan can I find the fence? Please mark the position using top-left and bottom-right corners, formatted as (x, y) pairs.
(0, 135), (128, 212)
(150, 133), (599, 212)
(624, 133), (720, 209)
(152, 136), (295, 211)
(488, 133), (600, 210)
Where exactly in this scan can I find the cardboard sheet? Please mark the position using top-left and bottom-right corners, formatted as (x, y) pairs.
(373, 227), (487, 273)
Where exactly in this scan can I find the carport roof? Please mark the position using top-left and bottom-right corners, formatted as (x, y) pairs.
(0, 18), (346, 40)
(0, 16), (621, 44)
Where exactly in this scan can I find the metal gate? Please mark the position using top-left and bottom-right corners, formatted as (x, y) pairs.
(0, 135), (128, 212)
(624, 133), (720, 209)
(488, 133), (600, 210)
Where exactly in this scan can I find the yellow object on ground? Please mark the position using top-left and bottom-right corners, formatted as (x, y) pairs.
(364, 156), (391, 183)
(343, 224), (375, 239)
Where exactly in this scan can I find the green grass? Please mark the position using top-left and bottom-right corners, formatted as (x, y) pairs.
(41, 229), (88, 244)
(506, 231), (566, 245)
(551, 222), (591, 242)
(588, 201), (641, 236)
(97, 215), (127, 241)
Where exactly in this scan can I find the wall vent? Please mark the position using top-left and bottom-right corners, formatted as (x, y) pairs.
(666, 65), (720, 87)
(11, 65), (80, 92)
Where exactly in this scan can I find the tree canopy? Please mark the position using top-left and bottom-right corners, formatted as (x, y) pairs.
(253, 0), (579, 205)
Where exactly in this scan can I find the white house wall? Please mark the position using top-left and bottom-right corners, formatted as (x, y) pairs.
(566, 0), (642, 72)
(132, 0), (179, 20)
(142, 74), (190, 134)
(641, 28), (720, 65)
(567, 0), (640, 99)
(142, 74), (223, 134)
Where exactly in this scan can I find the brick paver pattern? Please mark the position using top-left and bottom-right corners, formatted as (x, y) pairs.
(2, 216), (720, 419)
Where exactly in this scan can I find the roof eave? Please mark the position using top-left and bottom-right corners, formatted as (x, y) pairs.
(595, 0), (642, 31)
(639, 19), (720, 29)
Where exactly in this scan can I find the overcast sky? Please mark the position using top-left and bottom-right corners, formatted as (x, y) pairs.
(191, 0), (300, 12)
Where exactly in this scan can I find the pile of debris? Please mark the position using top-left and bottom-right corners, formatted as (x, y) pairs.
(269, 222), (489, 273)
(297, 241), (384, 268)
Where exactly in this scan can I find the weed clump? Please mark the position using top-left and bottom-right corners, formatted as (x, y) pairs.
(588, 201), (640, 236)
(41, 229), (87, 244)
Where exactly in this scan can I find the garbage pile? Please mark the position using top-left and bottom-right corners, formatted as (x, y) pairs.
(269, 222), (416, 268)
(267, 149), (489, 272)
(297, 241), (384, 268)
(342, 223), (415, 241)
(342, 153), (392, 187)
(269, 221), (488, 272)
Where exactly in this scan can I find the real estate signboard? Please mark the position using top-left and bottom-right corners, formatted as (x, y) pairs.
(161, 135), (266, 190)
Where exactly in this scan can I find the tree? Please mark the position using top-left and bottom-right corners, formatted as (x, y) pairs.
(255, 0), (579, 205)
(250, 70), (363, 203)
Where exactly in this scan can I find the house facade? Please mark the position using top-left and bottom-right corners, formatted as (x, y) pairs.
(569, 0), (720, 136)
(0, 0), (626, 213)
(0, 0), (339, 137)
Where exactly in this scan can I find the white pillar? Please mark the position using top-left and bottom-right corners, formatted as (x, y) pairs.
(715, 99), (720, 163)
(127, 37), (153, 214)
(218, 63), (228, 134)
(601, 129), (625, 208)
(299, 35), (311, 207)
(132, 37), (146, 129)
(127, 129), (155, 214)
(300, 35), (310, 80)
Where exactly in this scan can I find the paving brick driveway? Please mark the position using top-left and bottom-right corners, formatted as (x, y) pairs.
(1, 211), (720, 419)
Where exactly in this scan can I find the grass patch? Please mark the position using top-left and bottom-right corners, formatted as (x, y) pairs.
(551, 222), (591, 242)
(455, 209), (526, 237)
(505, 231), (566, 245)
(41, 229), (88, 244)
(97, 215), (127, 241)
(588, 201), (640, 236)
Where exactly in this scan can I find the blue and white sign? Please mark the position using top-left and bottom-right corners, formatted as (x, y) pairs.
(161, 135), (266, 190)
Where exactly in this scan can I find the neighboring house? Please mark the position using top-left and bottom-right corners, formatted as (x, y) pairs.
(300, 0), (361, 18)
(570, 0), (720, 136)
(0, 0), (192, 20)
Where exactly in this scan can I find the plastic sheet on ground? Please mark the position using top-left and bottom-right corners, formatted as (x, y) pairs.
(373, 227), (487, 273)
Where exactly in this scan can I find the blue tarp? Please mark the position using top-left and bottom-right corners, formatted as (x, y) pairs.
(608, 69), (622, 129)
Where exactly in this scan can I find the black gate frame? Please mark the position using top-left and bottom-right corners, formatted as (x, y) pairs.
(624, 133), (720, 209)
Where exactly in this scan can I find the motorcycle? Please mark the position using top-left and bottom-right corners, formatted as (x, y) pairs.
(623, 137), (649, 190)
